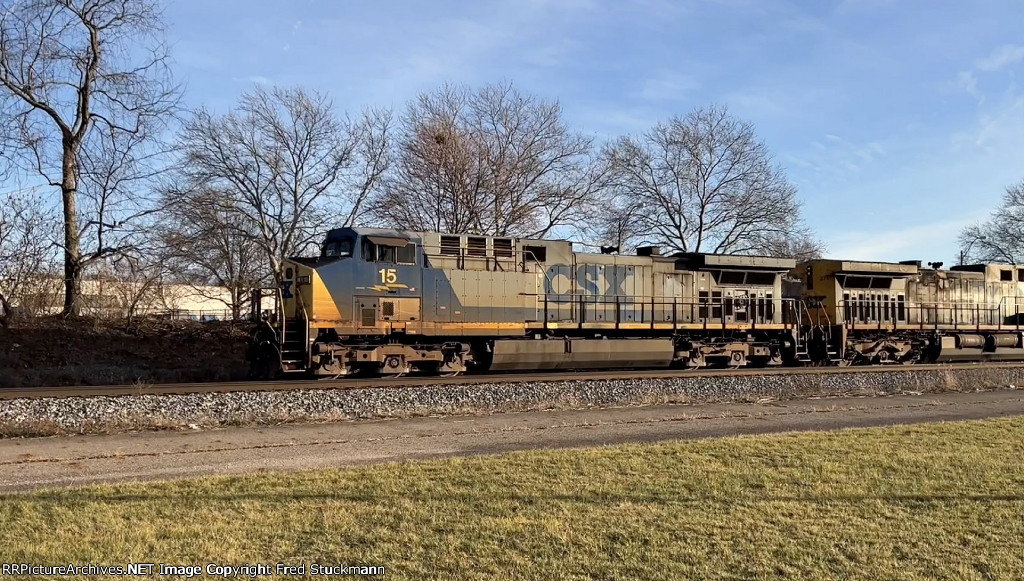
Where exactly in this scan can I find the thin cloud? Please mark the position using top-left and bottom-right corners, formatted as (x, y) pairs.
(631, 72), (700, 102)
(956, 70), (983, 102)
(230, 75), (273, 85)
(829, 218), (979, 263)
(976, 44), (1024, 72)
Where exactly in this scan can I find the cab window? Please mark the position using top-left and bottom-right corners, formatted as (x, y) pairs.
(362, 238), (416, 264)
(396, 244), (416, 264)
(323, 238), (353, 258)
(378, 244), (397, 263)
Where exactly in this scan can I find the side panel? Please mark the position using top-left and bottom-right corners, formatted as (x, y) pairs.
(418, 267), (543, 333)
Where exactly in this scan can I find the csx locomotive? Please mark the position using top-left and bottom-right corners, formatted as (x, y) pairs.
(246, 227), (1024, 377)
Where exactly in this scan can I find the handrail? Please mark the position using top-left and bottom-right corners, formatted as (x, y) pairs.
(836, 298), (1016, 329)
(293, 280), (311, 367)
(532, 294), (799, 327)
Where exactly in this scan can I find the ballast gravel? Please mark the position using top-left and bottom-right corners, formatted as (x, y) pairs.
(2, 367), (1022, 437)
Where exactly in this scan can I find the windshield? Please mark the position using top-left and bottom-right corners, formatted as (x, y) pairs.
(323, 238), (353, 258)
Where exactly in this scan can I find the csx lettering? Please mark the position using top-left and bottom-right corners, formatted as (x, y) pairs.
(544, 266), (634, 301)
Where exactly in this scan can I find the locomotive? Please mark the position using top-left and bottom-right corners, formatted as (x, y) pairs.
(246, 227), (1024, 378)
(794, 259), (1024, 364)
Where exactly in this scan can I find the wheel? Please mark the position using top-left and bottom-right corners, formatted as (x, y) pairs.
(685, 350), (706, 369)
(380, 355), (408, 378)
(727, 350), (746, 369)
(437, 352), (466, 378)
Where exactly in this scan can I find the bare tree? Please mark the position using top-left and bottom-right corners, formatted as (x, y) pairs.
(374, 82), (602, 238)
(159, 188), (267, 319)
(174, 86), (390, 283)
(761, 231), (825, 262)
(78, 120), (175, 260)
(0, 0), (178, 316)
(0, 187), (59, 322)
(959, 179), (1024, 264)
(77, 252), (162, 322)
(600, 104), (822, 257)
(344, 107), (393, 227)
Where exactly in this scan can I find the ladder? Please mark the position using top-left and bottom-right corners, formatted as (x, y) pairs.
(279, 316), (308, 372)
(796, 299), (841, 364)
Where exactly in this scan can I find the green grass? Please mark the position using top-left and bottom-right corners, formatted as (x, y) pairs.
(2, 418), (1023, 580)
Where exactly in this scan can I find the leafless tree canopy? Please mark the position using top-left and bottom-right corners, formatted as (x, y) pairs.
(373, 82), (602, 238)
(86, 252), (168, 322)
(959, 179), (1024, 264)
(173, 86), (390, 282)
(599, 104), (822, 258)
(0, 0), (178, 316)
(159, 188), (267, 319)
(0, 188), (60, 321)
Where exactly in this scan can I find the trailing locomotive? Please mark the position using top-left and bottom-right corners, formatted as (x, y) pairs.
(248, 227), (803, 378)
(791, 259), (1024, 364)
(246, 227), (1024, 378)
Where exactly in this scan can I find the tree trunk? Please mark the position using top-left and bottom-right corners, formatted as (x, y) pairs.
(231, 287), (243, 321)
(0, 290), (12, 328)
(61, 144), (83, 318)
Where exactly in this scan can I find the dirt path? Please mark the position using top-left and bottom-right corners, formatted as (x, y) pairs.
(2, 389), (1023, 493)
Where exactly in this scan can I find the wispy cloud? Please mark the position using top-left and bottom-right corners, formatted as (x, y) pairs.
(955, 43), (1024, 101)
(835, 0), (897, 14)
(230, 75), (273, 85)
(952, 93), (1024, 151)
(829, 218), (980, 263)
(956, 71), (982, 102)
(976, 44), (1024, 72)
(823, 134), (885, 162)
(631, 72), (700, 102)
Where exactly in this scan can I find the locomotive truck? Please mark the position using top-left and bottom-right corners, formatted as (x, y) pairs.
(246, 227), (1024, 378)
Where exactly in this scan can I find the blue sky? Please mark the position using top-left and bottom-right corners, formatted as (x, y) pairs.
(165, 0), (1024, 264)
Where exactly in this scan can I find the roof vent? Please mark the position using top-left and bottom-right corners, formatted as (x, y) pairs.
(637, 246), (661, 257)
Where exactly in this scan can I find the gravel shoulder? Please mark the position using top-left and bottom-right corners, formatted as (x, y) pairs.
(4, 365), (1024, 438)
(2, 388), (1022, 493)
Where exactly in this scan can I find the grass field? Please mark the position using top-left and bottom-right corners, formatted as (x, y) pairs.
(2, 418), (1023, 580)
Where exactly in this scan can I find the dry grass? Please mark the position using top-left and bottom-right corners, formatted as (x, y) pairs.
(2, 417), (1023, 580)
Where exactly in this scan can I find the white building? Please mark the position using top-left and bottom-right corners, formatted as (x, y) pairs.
(15, 277), (239, 319)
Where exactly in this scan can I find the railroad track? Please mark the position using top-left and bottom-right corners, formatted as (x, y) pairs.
(2, 362), (1023, 400)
